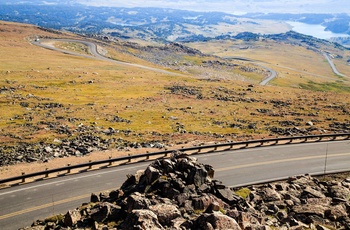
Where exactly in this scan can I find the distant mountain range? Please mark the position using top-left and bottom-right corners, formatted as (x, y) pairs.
(0, 2), (349, 44)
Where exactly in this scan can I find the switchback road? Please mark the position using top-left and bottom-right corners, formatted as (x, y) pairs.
(1, 141), (349, 229)
(33, 39), (186, 77)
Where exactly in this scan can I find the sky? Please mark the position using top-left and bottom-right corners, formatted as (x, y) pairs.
(77, 0), (350, 15)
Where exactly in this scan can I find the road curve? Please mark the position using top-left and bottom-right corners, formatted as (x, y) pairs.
(259, 64), (277, 86)
(323, 52), (348, 78)
(228, 57), (277, 86)
(1, 141), (350, 229)
(33, 39), (186, 77)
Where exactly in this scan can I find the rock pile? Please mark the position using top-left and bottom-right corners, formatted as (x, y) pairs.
(26, 153), (350, 230)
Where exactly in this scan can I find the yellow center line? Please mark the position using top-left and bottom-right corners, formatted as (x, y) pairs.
(216, 152), (350, 172)
(1, 152), (349, 220)
(0, 194), (90, 220)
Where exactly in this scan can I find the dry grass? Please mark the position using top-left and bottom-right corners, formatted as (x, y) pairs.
(188, 39), (350, 89)
(0, 21), (349, 166)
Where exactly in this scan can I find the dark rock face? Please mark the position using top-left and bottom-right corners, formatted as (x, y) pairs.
(26, 153), (350, 230)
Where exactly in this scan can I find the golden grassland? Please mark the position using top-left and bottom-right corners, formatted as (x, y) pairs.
(0, 21), (349, 150)
(187, 39), (350, 89)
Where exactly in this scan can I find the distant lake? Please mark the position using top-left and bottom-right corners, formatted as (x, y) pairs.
(287, 21), (350, 39)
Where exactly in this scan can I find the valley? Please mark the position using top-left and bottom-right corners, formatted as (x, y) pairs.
(0, 20), (349, 176)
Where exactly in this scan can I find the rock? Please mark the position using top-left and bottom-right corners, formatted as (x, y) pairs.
(144, 166), (161, 185)
(325, 204), (348, 221)
(329, 185), (350, 200)
(194, 212), (242, 230)
(261, 187), (282, 202)
(126, 192), (151, 213)
(64, 209), (81, 227)
(89, 202), (121, 223)
(149, 204), (181, 226)
(44, 146), (53, 153)
(90, 193), (100, 203)
(122, 210), (164, 230)
(303, 186), (326, 198)
(292, 204), (327, 218)
(215, 188), (241, 205)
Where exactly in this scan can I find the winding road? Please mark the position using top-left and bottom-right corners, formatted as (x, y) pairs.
(1, 141), (350, 229)
(33, 39), (185, 77)
(323, 52), (348, 78)
(35, 39), (279, 85)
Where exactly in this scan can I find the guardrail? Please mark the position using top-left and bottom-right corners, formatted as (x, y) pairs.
(1, 133), (349, 185)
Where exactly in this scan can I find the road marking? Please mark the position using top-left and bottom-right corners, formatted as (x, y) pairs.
(0, 194), (90, 220)
(216, 152), (350, 172)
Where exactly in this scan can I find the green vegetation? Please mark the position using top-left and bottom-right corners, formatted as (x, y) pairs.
(300, 81), (350, 93)
(234, 188), (251, 199)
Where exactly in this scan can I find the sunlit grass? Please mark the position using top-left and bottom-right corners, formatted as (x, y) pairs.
(0, 21), (349, 147)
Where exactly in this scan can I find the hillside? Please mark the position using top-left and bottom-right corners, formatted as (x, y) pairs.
(0, 21), (349, 170)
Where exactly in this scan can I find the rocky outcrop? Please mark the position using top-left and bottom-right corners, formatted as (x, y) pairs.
(25, 153), (350, 230)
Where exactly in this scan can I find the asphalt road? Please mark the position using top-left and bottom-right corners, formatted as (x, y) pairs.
(323, 52), (348, 78)
(227, 57), (277, 86)
(1, 141), (349, 229)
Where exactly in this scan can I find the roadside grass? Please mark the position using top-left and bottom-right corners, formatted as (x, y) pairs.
(54, 41), (90, 55)
(0, 21), (349, 149)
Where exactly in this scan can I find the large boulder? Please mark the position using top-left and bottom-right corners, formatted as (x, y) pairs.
(64, 209), (81, 227)
(149, 203), (181, 226)
(194, 211), (242, 230)
(122, 209), (164, 230)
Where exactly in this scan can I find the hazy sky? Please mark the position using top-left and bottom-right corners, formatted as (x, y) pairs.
(78, 0), (350, 14)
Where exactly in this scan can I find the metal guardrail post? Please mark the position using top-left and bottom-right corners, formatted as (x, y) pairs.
(89, 160), (92, 169)
(21, 172), (25, 183)
(109, 157), (112, 166)
(67, 164), (71, 173)
(45, 168), (49, 178)
(128, 154), (131, 163)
